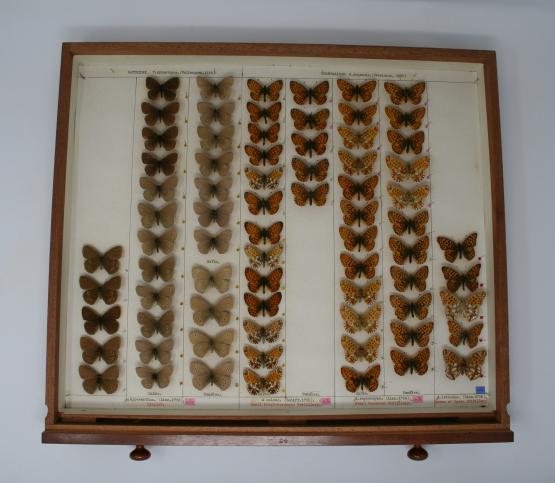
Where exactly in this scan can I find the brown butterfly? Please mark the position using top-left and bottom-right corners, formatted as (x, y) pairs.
(193, 200), (234, 227)
(243, 344), (283, 369)
(247, 79), (283, 102)
(194, 229), (232, 255)
(389, 293), (432, 320)
(197, 101), (235, 126)
(246, 101), (282, 123)
(340, 200), (379, 227)
(338, 103), (377, 126)
(387, 183), (430, 210)
(341, 334), (381, 364)
(79, 364), (119, 394)
(384, 81), (426, 105)
(248, 122), (280, 145)
(390, 321), (434, 347)
(442, 264), (481, 292)
(82, 306), (120, 335)
(340, 278), (381, 305)
(390, 348), (430, 376)
(195, 176), (232, 202)
(197, 125), (234, 150)
(190, 294), (234, 326)
(290, 80), (329, 105)
(82, 245), (122, 274)
(291, 182), (329, 207)
(196, 76), (234, 100)
(190, 359), (234, 391)
(388, 210), (428, 236)
(137, 202), (177, 229)
(140, 175), (178, 202)
(136, 284), (175, 310)
(385, 106), (426, 130)
(141, 101), (180, 126)
(137, 310), (174, 338)
(244, 144), (283, 166)
(137, 227), (177, 255)
(142, 126), (178, 151)
(245, 166), (283, 190)
(338, 150), (377, 176)
(340, 252), (379, 279)
(244, 244), (283, 269)
(244, 221), (283, 245)
(439, 289), (486, 322)
(189, 328), (235, 358)
(389, 236), (429, 265)
(146, 77), (179, 101)
(139, 256), (175, 282)
(244, 292), (282, 317)
(339, 226), (378, 252)
(390, 266), (428, 292)
(340, 303), (382, 334)
(443, 349), (487, 381)
(135, 338), (174, 365)
(338, 126), (379, 150)
(142, 152), (178, 176)
(337, 79), (376, 102)
(447, 320), (484, 348)
(338, 174), (378, 201)
(340, 365), (380, 393)
(437, 233), (478, 262)
(290, 108), (329, 130)
(245, 267), (282, 294)
(291, 158), (329, 183)
(387, 130), (425, 154)
(136, 364), (173, 389)
(386, 155), (430, 182)
(195, 151), (233, 176)
(244, 190), (283, 215)
(243, 367), (282, 395)
(243, 318), (283, 344)
(291, 132), (328, 157)
(192, 264), (232, 294)
(79, 275), (121, 305)
(80, 336), (120, 364)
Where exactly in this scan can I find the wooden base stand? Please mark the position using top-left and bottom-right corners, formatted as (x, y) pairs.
(129, 445), (151, 461)
(407, 445), (428, 461)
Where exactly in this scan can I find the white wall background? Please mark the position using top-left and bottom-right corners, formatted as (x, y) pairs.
(1, 0), (554, 481)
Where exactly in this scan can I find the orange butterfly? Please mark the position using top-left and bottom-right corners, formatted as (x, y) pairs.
(386, 155), (430, 182)
(339, 226), (378, 252)
(390, 321), (433, 347)
(340, 200), (379, 227)
(243, 318), (283, 344)
(291, 132), (328, 157)
(290, 108), (329, 130)
(244, 144), (283, 166)
(439, 289), (486, 322)
(384, 81), (426, 105)
(338, 150), (377, 176)
(390, 348), (430, 376)
(248, 122), (280, 145)
(247, 79), (283, 102)
(291, 158), (329, 182)
(338, 175), (379, 201)
(243, 367), (282, 395)
(244, 267), (283, 294)
(141, 102), (180, 126)
(385, 106), (426, 130)
(387, 183), (430, 210)
(340, 278), (381, 305)
(337, 126), (378, 150)
(390, 266), (428, 292)
(341, 334), (381, 364)
(243, 344), (283, 369)
(340, 365), (380, 392)
(389, 293), (432, 321)
(436, 233), (478, 262)
(442, 263), (481, 292)
(244, 191), (283, 215)
(244, 166), (283, 190)
(290, 80), (329, 105)
(146, 77), (179, 101)
(443, 349), (487, 381)
(244, 221), (283, 245)
(244, 292), (282, 317)
(447, 320), (484, 348)
(337, 79), (376, 102)
(389, 236), (429, 265)
(290, 182), (329, 207)
(340, 303), (382, 334)
(340, 252), (379, 279)
(246, 102), (282, 123)
(338, 103), (377, 126)
(387, 130), (425, 154)
(244, 244), (283, 269)
(142, 126), (178, 151)
(388, 210), (428, 236)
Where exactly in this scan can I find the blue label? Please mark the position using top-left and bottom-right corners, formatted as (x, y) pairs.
(475, 386), (486, 394)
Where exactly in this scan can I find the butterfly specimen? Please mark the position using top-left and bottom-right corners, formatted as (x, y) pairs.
(80, 336), (120, 364)
(244, 190), (283, 215)
(338, 150), (377, 176)
(340, 303), (382, 334)
(142, 152), (178, 176)
(247, 79), (283, 102)
(190, 294), (234, 326)
(290, 80), (329, 105)
(386, 155), (430, 182)
(137, 310), (174, 338)
(197, 125), (234, 150)
(142, 126), (178, 151)
(137, 202), (177, 229)
(385, 106), (426, 130)
(442, 264), (481, 292)
(389, 235), (429, 265)
(136, 364), (173, 389)
(339, 226), (378, 252)
(390, 348), (430, 376)
(139, 256), (175, 282)
(244, 244), (283, 269)
(390, 266), (428, 292)
(338, 103), (377, 126)
(82, 306), (121, 335)
(340, 200), (379, 227)
(340, 365), (380, 393)
(244, 221), (283, 245)
(443, 349), (487, 380)
(341, 334), (381, 364)
(245, 166), (283, 190)
(135, 338), (174, 365)
(243, 344), (283, 369)
(193, 200), (234, 227)
(389, 293), (432, 321)
(196, 76), (234, 100)
(337, 79), (376, 102)
(194, 229), (232, 254)
(136, 284), (175, 310)
(290, 108), (329, 130)
(338, 175), (379, 201)
(192, 264), (232, 294)
(387, 183), (430, 210)
(291, 132), (328, 157)
(290, 182), (329, 207)
(190, 359), (234, 391)
(79, 365), (119, 394)
(244, 292), (282, 317)
(244, 267), (283, 294)
(244, 144), (283, 166)
(146, 77), (179, 101)
(140, 175), (177, 202)
(436, 233), (478, 262)
(337, 126), (379, 150)
(141, 101), (180, 126)
(195, 152), (233, 176)
(243, 318), (283, 344)
(447, 320), (484, 348)
(439, 289), (486, 322)
(387, 130), (425, 155)
(195, 176), (232, 202)
(384, 81), (426, 105)
(388, 210), (428, 236)
(340, 252), (380, 279)
(243, 367), (283, 395)
(137, 227), (177, 255)
(246, 102), (282, 123)
(197, 101), (234, 126)
(291, 158), (329, 182)
(82, 245), (122, 274)
(340, 278), (381, 305)
(248, 122), (280, 145)
(189, 329), (235, 358)
(79, 275), (121, 305)
(390, 321), (434, 347)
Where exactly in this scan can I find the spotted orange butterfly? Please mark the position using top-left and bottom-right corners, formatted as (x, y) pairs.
(390, 266), (428, 292)
(244, 244), (283, 269)
(243, 318), (283, 344)
(443, 348), (487, 381)
(340, 252), (380, 279)
(338, 150), (377, 176)
(340, 364), (380, 393)
(390, 321), (434, 347)
(339, 226), (378, 252)
(338, 174), (378, 201)
(291, 132), (328, 157)
(244, 221), (283, 245)
(244, 144), (283, 166)
(447, 320), (484, 348)
(290, 182), (329, 206)
(247, 79), (283, 102)
(244, 267), (283, 294)
(436, 233), (478, 262)
(340, 200), (379, 227)
(244, 292), (282, 317)
(386, 155), (430, 182)
(244, 191), (283, 215)
(439, 289), (486, 322)
(390, 348), (430, 376)
(291, 158), (329, 182)
(244, 166), (283, 190)
(389, 293), (432, 320)
(290, 108), (329, 130)
(387, 183), (430, 210)
(385, 106), (426, 130)
(290, 80), (329, 105)
(338, 103), (377, 126)
(337, 79), (376, 102)
(340, 303), (382, 334)
(384, 81), (426, 105)
(388, 210), (428, 236)
(248, 122), (280, 145)
(243, 367), (282, 395)
(243, 344), (283, 369)
(340, 278), (381, 305)
(442, 264), (481, 292)
(341, 334), (381, 364)
(246, 102), (282, 123)
(337, 126), (379, 150)
(387, 130), (425, 154)
(389, 236), (429, 265)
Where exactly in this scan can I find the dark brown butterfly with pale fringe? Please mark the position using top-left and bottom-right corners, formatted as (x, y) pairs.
(243, 367), (282, 395)
(190, 294), (234, 326)
(385, 106), (426, 130)
(247, 79), (283, 102)
(291, 158), (329, 182)
(436, 233), (478, 262)
(248, 122), (280, 145)
(339, 226), (378, 252)
(195, 176), (232, 202)
(137, 202), (177, 229)
(82, 245), (122, 274)
(82, 306), (120, 335)
(390, 321), (434, 347)
(192, 264), (232, 294)
(340, 252), (380, 280)
(244, 292), (282, 317)
(195, 151), (233, 176)
(196, 76), (234, 100)
(389, 235), (429, 265)
(341, 334), (381, 364)
(137, 310), (174, 338)
(338, 174), (379, 201)
(244, 144), (283, 166)
(442, 263), (481, 292)
(338, 150), (377, 176)
(391, 348), (430, 376)
(290, 108), (329, 130)
(243, 344), (283, 369)
(246, 101), (282, 123)
(447, 320), (484, 348)
(244, 244), (283, 269)
(244, 221), (283, 245)
(340, 303), (382, 334)
(291, 182), (329, 207)
(189, 328), (235, 358)
(141, 101), (180, 126)
(340, 200), (379, 227)
(390, 266), (428, 292)
(387, 130), (425, 155)
(337, 79), (376, 102)
(142, 126), (178, 151)
(197, 125), (234, 151)
(387, 183), (430, 210)
(136, 364), (173, 389)
(190, 359), (234, 391)
(139, 256), (175, 283)
(389, 293), (432, 321)
(340, 365), (380, 393)
(338, 126), (379, 150)
(443, 348), (487, 381)
(135, 284), (175, 310)
(338, 103), (378, 126)
(80, 336), (120, 364)
(79, 275), (121, 305)
(146, 77), (179, 101)
(193, 200), (233, 227)
(142, 152), (178, 176)
(197, 101), (234, 125)
(140, 175), (177, 202)
(137, 227), (177, 255)
(291, 132), (328, 157)
(384, 81), (426, 105)
(245, 267), (283, 294)
(79, 364), (119, 394)
(245, 166), (283, 190)
(243, 318), (283, 344)
(439, 289), (486, 322)
(135, 338), (174, 364)
(340, 278), (381, 305)
(244, 190), (283, 215)
(386, 155), (430, 182)
(290, 80), (329, 105)
(388, 210), (428, 236)
(194, 229), (232, 254)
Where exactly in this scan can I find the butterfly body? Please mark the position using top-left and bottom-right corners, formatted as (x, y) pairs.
(136, 284), (175, 310)
(244, 292), (282, 317)
(82, 306), (121, 335)
(340, 200), (378, 227)
(194, 229), (232, 254)
(337, 126), (379, 150)
(82, 245), (122, 274)
(339, 226), (378, 252)
(442, 263), (481, 292)
(387, 182), (430, 210)
(290, 108), (329, 130)
(341, 334), (380, 364)
(79, 365), (119, 394)
(247, 79), (283, 102)
(142, 126), (178, 151)
(437, 233), (478, 262)
(137, 310), (174, 338)
(387, 130), (425, 154)
(135, 338), (174, 365)
(79, 275), (121, 305)
(340, 364), (380, 392)
(338, 103), (377, 126)
(291, 158), (329, 182)
(190, 294), (234, 326)
(338, 150), (377, 175)
(189, 329), (235, 357)
(386, 155), (430, 182)
(197, 101), (234, 125)
(388, 210), (428, 236)
(390, 266), (428, 292)
(196, 77), (233, 100)
(138, 227), (177, 255)
(244, 221), (283, 245)
(245, 267), (283, 294)
(389, 293), (432, 320)
(195, 152), (233, 176)
(195, 176), (232, 202)
(244, 190), (283, 215)
(338, 175), (378, 201)
(290, 80), (329, 105)
(142, 152), (178, 176)
(385, 106), (426, 130)
(390, 321), (433, 347)
(291, 132), (328, 157)
(340, 252), (379, 279)
(190, 359), (234, 391)
(138, 202), (177, 229)
(139, 256), (175, 282)
(197, 125), (234, 150)
(245, 167), (283, 190)
(443, 349), (487, 380)
(244, 243), (283, 269)
(243, 344), (283, 369)
(447, 320), (484, 348)
(146, 77), (179, 101)
(141, 101), (180, 126)
(243, 367), (283, 395)
(340, 278), (381, 305)
(389, 236), (429, 265)
(340, 303), (382, 334)
(193, 200), (234, 227)
(136, 364), (173, 389)
(390, 348), (430, 376)
(80, 336), (121, 364)
(246, 101), (282, 123)
(244, 144), (283, 166)
(243, 318), (283, 344)
(140, 175), (178, 202)
(291, 182), (329, 206)
(384, 81), (426, 105)
(248, 122), (280, 145)
(337, 79), (376, 102)
(439, 289), (486, 322)
(192, 264), (232, 293)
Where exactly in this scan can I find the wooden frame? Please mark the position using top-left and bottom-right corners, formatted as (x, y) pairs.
(43, 42), (512, 460)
